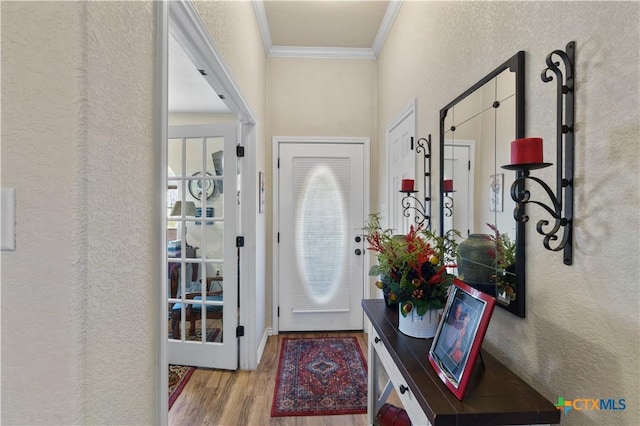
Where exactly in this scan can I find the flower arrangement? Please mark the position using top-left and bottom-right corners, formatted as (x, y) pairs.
(486, 223), (517, 300)
(363, 213), (460, 317)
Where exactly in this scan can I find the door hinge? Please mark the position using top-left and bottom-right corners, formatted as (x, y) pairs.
(236, 325), (245, 337)
(277, 307), (280, 317)
(236, 145), (245, 157)
(277, 158), (280, 168)
(468, 160), (471, 170)
(236, 236), (245, 247)
(277, 232), (280, 243)
(410, 136), (414, 150)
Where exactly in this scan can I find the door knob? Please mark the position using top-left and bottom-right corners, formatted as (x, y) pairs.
(355, 236), (362, 243)
(399, 385), (409, 394)
(355, 249), (362, 255)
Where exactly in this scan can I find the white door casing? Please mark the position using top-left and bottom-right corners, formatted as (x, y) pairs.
(273, 137), (370, 332)
(387, 102), (416, 235)
(166, 124), (238, 369)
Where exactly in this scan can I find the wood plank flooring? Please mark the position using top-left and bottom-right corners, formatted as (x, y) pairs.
(169, 332), (369, 425)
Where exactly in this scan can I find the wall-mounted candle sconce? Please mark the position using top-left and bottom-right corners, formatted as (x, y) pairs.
(442, 179), (454, 218)
(503, 41), (575, 265)
(399, 135), (432, 229)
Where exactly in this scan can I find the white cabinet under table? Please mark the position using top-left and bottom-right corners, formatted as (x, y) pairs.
(363, 299), (560, 426)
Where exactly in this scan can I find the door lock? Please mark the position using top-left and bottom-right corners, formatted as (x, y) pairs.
(355, 236), (362, 243)
(355, 249), (362, 255)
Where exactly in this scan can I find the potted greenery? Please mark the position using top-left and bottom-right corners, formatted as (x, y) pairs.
(486, 223), (517, 301)
(363, 214), (460, 337)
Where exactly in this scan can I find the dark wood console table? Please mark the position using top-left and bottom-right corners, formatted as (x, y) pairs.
(363, 299), (560, 425)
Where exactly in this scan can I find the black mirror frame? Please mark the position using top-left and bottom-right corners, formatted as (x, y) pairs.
(439, 51), (526, 317)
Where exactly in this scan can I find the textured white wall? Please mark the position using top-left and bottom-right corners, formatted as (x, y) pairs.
(2, 1), (157, 424)
(1, 2), (86, 423)
(267, 58), (377, 137)
(83, 2), (157, 423)
(377, 2), (639, 425)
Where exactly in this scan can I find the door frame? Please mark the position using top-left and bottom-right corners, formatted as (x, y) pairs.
(157, 1), (258, 422)
(271, 136), (371, 335)
(386, 100), (416, 233)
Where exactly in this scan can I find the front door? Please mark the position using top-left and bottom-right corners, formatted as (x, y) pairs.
(166, 124), (238, 369)
(277, 139), (368, 331)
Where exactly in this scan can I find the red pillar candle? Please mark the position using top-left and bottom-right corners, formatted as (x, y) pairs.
(510, 137), (544, 164)
(401, 179), (415, 192)
(443, 179), (454, 193)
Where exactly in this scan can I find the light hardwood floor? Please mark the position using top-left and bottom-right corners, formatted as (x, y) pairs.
(169, 332), (370, 425)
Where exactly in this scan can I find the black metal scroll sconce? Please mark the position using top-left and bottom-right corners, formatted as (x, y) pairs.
(503, 41), (575, 265)
(399, 135), (432, 229)
(442, 179), (454, 218)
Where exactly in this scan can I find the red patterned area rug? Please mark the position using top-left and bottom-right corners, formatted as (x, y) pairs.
(168, 328), (221, 409)
(271, 337), (368, 417)
(168, 365), (195, 409)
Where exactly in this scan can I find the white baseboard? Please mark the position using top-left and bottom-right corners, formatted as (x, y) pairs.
(256, 328), (270, 366)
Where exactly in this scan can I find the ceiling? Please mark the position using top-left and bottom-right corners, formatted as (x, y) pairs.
(168, 0), (400, 114)
(169, 33), (229, 114)
(261, 0), (391, 52)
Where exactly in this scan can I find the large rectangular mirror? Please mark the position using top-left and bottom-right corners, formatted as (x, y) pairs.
(439, 51), (526, 317)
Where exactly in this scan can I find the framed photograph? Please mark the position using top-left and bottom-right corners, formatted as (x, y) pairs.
(428, 278), (496, 400)
(489, 173), (503, 212)
(259, 171), (265, 214)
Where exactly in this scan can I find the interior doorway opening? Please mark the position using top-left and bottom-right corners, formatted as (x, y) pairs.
(158, 1), (258, 422)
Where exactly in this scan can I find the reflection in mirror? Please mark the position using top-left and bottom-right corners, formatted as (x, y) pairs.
(439, 52), (525, 317)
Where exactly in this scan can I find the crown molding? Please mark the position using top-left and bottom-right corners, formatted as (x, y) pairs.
(253, 0), (402, 60)
(268, 46), (376, 60)
(372, 0), (403, 57)
(253, 0), (272, 55)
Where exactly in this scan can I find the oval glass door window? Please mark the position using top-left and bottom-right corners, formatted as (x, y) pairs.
(295, 165), (347, 304)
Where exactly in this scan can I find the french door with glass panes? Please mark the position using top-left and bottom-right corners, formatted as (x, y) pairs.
(166, 124), (238, 369)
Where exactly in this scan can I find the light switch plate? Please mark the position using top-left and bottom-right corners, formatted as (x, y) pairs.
(1, 187), (16, 251)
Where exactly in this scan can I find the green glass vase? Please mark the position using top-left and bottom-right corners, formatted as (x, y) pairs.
(458, 234), (496, 288)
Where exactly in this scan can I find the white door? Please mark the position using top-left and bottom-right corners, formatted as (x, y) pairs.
(387, 105), (416, 234)
(277, 139), (367, 331)
(167, 124), (238, 369)
(443, 142), (474, 239)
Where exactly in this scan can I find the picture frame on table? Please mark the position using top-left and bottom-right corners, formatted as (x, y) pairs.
(428, 278), (496, 400)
